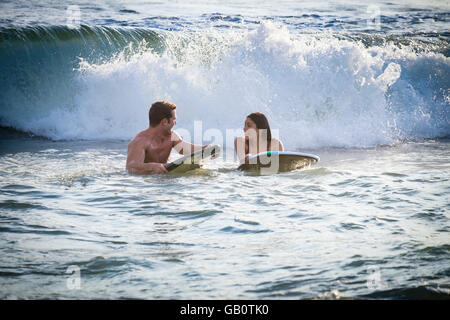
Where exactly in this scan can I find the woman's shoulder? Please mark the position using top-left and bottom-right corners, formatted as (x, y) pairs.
(271, 137), (281, 143)
(270, 138), (284, 151)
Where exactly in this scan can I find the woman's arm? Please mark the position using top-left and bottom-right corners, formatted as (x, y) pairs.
(278, 139), (284, 151)
(234, 136), (247, 163)
(270, 138), (284, 152)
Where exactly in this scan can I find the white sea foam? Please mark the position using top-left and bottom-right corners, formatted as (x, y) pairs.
(5, 22), (450, 148)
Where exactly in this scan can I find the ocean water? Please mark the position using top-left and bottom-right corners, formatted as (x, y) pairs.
(0, 0), (449, 299)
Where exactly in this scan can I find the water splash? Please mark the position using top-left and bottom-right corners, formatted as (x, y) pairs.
(0, 22), (448, 148)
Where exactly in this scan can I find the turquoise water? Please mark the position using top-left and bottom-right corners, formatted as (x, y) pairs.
(0, 0), (449, 299)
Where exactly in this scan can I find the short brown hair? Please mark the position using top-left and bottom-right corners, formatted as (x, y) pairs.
(149, 101), (177, 127)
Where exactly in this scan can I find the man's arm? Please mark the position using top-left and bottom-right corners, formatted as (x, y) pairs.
(126, 138), (168, 174)
(172, 131), (208, 155)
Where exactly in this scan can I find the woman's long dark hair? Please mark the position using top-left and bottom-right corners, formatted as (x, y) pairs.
(247, 112), (272, 147)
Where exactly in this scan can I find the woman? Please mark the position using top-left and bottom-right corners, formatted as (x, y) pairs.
(234, 112), (284, 163)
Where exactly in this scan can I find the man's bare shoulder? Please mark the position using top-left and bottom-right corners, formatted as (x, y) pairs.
(171, 130), (181, 140)
(128, 130), (150, 148)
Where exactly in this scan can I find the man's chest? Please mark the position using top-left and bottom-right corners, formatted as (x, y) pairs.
(144, 139), (172, 161)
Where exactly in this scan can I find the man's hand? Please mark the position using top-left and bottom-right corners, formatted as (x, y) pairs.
(151, 163), (168, 174)
(205, 144), (220, 159)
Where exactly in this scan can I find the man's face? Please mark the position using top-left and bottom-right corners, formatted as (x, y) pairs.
(169, 110), (177, 129)
(163, 110), (176, 133)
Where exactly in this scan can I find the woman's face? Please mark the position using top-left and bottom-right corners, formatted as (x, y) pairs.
(244, 117), (257, 136)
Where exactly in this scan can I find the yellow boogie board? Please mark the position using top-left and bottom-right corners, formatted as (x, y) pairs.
(165, 145), (221, 173)
(238, 151), (320, 173)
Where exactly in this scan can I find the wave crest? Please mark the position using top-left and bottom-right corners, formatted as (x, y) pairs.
(1, 22), (449, 148)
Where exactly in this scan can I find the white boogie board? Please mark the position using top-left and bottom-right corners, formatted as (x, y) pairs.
(237, 151), (320, 173)
(165, 144), (221, 173)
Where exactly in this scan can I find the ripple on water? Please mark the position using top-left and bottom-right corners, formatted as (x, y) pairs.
(137, 209), (221, 220)
(234, 218), (260, 226)
(342, 258), (389, 269)
(329, 178), (356, 187)
(2, 184), (36, 190)
(362, 284), (450, 300)
(67, 256), (142, 277)
(0, 226), (71, 236)
(414, 244), (450, 257)
(0, 200), (47, 211)
(248, 279), (305, 293)
(137, 241), (195, 247)
(0, 188), (45, 197)
(382, 172), (408, 177)
(338, 222), (366, 231)
(412, 209), (448, 222)
(219, 226), (272, 234)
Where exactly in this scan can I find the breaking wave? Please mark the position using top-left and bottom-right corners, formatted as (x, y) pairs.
(0, 22), (449, 149)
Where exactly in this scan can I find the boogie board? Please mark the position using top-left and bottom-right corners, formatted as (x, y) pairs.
(238, 151), (319, 173)
(165, 144), (221, 173)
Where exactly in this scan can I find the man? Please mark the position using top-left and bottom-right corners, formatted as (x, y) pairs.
(126, 101), (208, 174)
